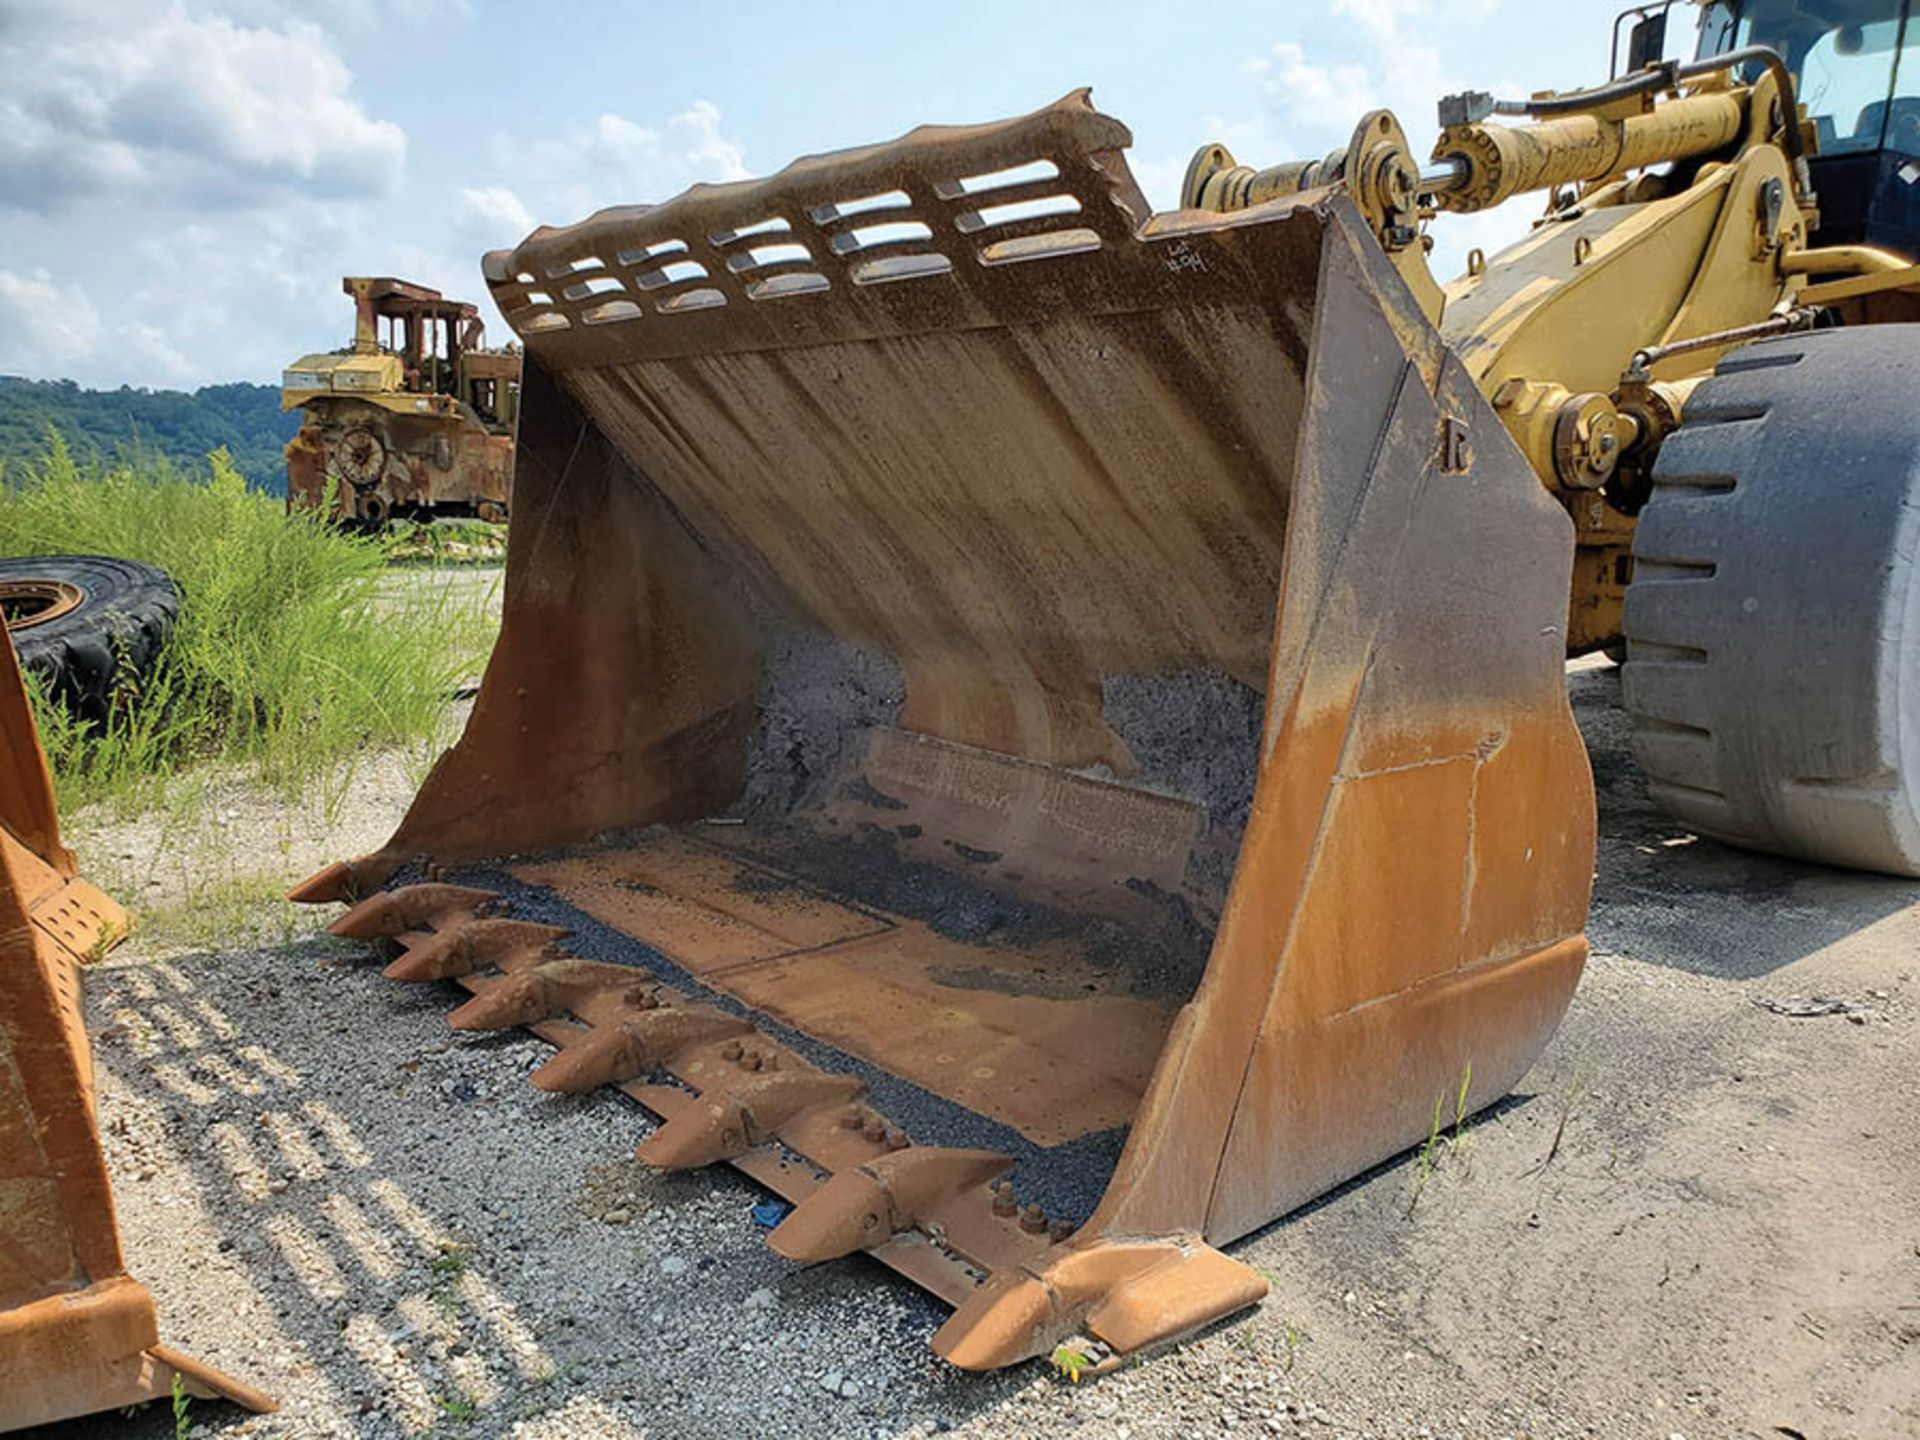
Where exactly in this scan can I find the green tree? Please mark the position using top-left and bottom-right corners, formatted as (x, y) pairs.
(0, 376), (298, 495)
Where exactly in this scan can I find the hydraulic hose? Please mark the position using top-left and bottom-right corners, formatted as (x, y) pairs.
(1474, 45), (1803, 166)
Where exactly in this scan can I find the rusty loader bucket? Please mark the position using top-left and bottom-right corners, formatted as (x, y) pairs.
(296, 92), (1595, 1369)
(0, 637), (272, 1428)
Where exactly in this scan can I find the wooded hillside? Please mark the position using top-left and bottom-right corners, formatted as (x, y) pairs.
(0, 376), (297, 494)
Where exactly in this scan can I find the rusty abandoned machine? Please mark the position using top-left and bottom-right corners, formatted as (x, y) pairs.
(5, 0), (1918, 1420)
(282, 276), (519, 527)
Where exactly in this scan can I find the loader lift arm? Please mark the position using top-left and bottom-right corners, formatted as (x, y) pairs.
(1187, 13), (1919, 655)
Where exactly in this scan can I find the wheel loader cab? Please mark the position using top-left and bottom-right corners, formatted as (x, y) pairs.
(1698, 0), (1920, 255)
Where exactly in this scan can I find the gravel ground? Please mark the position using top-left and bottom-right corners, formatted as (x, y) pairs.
(28, 657), (1920, 1440)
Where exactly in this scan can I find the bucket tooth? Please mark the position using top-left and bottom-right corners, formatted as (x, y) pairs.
(446, 959), (650, 1031)
(637, 1069), (864, 1170)
(530, 1005), (751, 1092)
(767, 1168), (891, 1263)
(288, 859), (358, 905)
(383, 919), (572, 982)
(383, 927), (468, 982)
(328, 883), (499, 939)
(289, 852), (404, 904)
(931, 1238), (1269, 1371)
(768, 1147), (1012, 1263)
(930, 1268), (1067, 1372)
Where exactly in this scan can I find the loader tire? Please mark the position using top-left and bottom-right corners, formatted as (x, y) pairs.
(1622, 326), (1920, 876)
(0, 555), (180, 723)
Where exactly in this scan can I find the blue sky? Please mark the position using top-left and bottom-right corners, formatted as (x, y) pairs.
(1, 0), (1685, 389)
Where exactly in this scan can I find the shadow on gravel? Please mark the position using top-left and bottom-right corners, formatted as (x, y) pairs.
(1570, 660), (1920, 979)
(37, 661), (1916, 1437)
(46, 935), (1027, 1440)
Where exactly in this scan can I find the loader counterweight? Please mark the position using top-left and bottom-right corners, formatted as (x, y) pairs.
(298, 91), (1595, 1369)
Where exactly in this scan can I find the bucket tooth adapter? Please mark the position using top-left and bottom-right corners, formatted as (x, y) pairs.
(381, 917), (571, 982)
(636, 1068), (864, 1170)
(0, 637), (273, 1428)
(770, 1148), (1016, 1263)
(529, 1003), (752, 1092)
(328, 881), (503, 939)
(298, 90), (1594, 1369)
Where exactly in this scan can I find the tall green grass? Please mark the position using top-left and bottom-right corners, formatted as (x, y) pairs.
(1, 435), (497, 813)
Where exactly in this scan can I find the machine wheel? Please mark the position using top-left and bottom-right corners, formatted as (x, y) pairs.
(1622, 326), (1920, 876)
(0, 555), (180, 722)
(335, 425), (387, 488)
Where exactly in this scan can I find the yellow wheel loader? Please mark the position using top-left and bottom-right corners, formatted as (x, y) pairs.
(280, 0), (1920, 1374)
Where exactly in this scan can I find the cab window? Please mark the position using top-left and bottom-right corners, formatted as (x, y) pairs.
(1713, 0), (1915, 153)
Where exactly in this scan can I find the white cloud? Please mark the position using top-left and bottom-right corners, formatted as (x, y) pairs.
(1135, 4), (1537, 282)
(1332, 0), (1430, 41)
(0, 3), (426, 387)
(452, 186), (539, 284)
(0, 269), (105, 372)
(117, 323), (198, 385)
(440, 101), (753, 344)
(495, 101), (752, 229)
(1239, 35), (1447, 145)
(593, 101), (752, 188)
(0, 0), (1602, 394)
(0, 194), (406, 388)
(0, 5), (405, 212)
(457, 186), (535, 242)
(241, 0), (475, 32)
(0, 82), (752, 388)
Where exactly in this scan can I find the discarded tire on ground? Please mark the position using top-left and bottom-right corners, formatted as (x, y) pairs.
(0, 555), (180, 723)
(1624, 327), (1920, 876)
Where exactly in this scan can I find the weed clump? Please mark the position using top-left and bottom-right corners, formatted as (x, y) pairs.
(0, 433), (495, 812)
